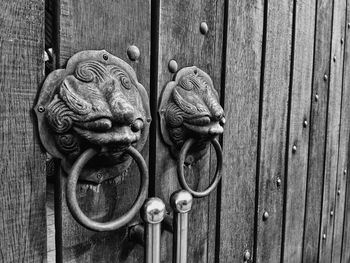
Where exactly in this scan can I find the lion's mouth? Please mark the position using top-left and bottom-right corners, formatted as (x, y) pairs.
(183, 116), (225, 136)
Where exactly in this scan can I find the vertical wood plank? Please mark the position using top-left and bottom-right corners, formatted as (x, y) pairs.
(55, 1), (150, 262)
(254, 0), (293, 262)
(0, 0), (46, 262)
(302, 1), (334, 262)
(318, 0), (346, 261)
(282, 0), (316, 261)
(332, 5), (349, 260)
(340, 2), (350, 262)
(218, 0), (263, 262)
(153, 1), (225, 262)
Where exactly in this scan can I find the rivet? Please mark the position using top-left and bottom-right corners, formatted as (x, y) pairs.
(323, 234), (326, 240)
(341, 38), (344, 44)
(303, 120), (308, 128)
(330, 210), (334, 216)
(348, 23), (350, 28)
(168, 59), (178, 73)
(344, 169), (347, 175)
(292, 145), (297, 153)
(263, 211), (269, 221)
(243, 250), (251, 261)
(127, 45), (140, 61)
(315, 94), (319, 101)
(44, 51), (49, 62)
(323, 74), (328, 81)
(276, 178), (282, 187)
(337, 189), (341, 195)
(102, 54), (108, 60)
(38, 106), (45, 113)
(333, 56), (336, 62)
(200, 21), (209, 35)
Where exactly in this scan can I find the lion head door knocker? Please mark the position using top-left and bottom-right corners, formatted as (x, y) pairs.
(159, 66), (225, 198)
(35, 50), (150, 231)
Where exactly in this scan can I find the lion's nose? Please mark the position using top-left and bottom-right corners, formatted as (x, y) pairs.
(131, 118), (144, 132)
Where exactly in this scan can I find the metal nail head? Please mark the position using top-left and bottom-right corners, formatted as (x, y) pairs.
(127, 45), (141, 61)
(168, 59), (178, 73)
(263, 211), (269, 221)
(200, 22), (209, 35)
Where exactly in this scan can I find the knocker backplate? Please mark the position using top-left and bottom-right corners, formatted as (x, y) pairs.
(35, 50), (151, 183)
(158, 66), (225, 161)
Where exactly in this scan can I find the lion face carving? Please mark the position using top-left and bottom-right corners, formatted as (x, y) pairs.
(35, 50), (150, 183)
(159, 66), (225, 158)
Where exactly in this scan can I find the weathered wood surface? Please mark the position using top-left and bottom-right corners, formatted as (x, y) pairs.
(55, 0), (150, 262)
(218, 0), (263, 262)
(318, 0), (346, 262)
(302, 0), (334, 262)
(341, 3), (350, 262)
(331, 3), (348, 263)
(254, 0), (293, 262)
(282, 0), (316, 261)
(152, 1), (225, 262)
(0, 0), (46, 262)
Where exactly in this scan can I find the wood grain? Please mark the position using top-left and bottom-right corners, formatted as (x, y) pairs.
(152, 1), (225, 262)
(0, 0), (46, 262)
(332, 8), (349, 260)
(318, 0), (346, 261)
(341, 3), (350, 262)
(282, 0), (316, 261)
(254, 0), (293, 262)
(218, 0), (264, 262)
(302, 1), (334, 262)
(55, 0), (150, 262)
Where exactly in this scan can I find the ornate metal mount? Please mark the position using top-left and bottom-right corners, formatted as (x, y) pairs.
(159, 66), (224, 197)
(159, 66), (225, 160)
(35, 50), (151, 183)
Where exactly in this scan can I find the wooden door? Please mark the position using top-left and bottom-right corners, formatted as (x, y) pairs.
(1, 0), (350, 262)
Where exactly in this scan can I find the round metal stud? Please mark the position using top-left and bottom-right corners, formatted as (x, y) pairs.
(338, 189), (341, 195)
(344, 169), (347, 175)
(292, 145), (297, 153)
(333, 56), (336, 62)
(168, 59), (178, 73)
(276, 178), (282, 187)
(303, 120), (308, 128)
(324, 74), (328, 81)
(170, 190), (193, 214)
(127, 45), (141, 61)
(38, 105), (45, 113)
(323, 234), (327, 240)
(341, 38), (344, 44)
(200, 21), (209, 35)
(315, 94), (319, 102)
(330, 210), (334, 216)
(243, 250), (251, 261)
(263, 211), (269, 221)
(142, 197), (166, 224)
(103, 54), (108, 60)
(348, 23), (350, 29)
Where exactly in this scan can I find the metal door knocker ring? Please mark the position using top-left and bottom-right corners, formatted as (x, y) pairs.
(177, 138), (222, 198)
(67, 146), (149, 232)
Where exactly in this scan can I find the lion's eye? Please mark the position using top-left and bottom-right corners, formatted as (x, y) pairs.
(120, 75), (132, 90)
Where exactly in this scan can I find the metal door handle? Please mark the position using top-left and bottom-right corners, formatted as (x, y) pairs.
(178, 137), (223, 197)
(159, 66), (225, 197)
(170, 190), (193, 263)
(35, 50), (151, 231)
(142, 198), (166, 263)
(67, 147), (148, 231)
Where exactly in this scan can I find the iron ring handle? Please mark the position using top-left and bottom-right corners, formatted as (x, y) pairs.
(66, 147), (149, 232)
(177, 138), (223, 198)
